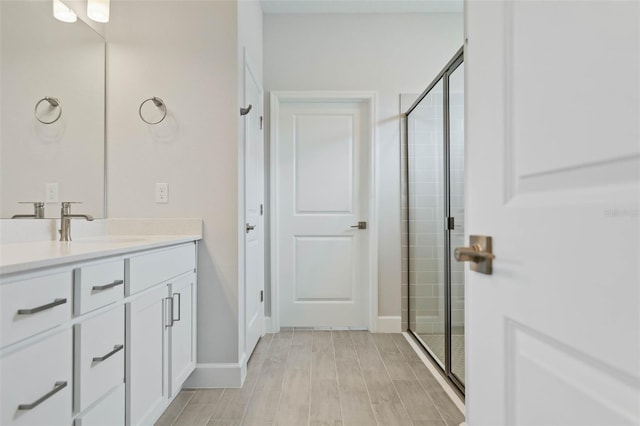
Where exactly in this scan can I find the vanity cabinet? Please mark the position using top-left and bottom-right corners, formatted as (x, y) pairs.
(126, 243), (197, 426)
(0, 239), (198, 426)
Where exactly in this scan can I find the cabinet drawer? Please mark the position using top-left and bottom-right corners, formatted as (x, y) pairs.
(74, 260), (124, 315)
(74, 306), (124, 412)
(0, 329), (72, 426)
(1, 272), (72, 347)
(75, 383), (124, 426)
(127, 243), (195, 295)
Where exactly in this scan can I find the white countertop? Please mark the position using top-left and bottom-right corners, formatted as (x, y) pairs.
(0, 234), (201, 275)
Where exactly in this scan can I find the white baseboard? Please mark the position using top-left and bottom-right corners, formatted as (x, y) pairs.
(183, 357), (247, 388)
(376, 316), (402, 333)
(264, 316), (274, 333)
(264, 315), (401, 333)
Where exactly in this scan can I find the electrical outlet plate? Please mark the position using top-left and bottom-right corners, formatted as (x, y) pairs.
(46, 183), (58, 203)
(156, 183), (168, 203)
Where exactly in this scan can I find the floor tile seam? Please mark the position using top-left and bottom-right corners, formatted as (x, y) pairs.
(330, 331), (345, 426)
(271, 330), (295, 426)
(304, 330), (315, 426)
(168, 389), (197, 426)
(238, 335), (278, 426)
(390, 335), (414, 363)
(399, 335), (455, 423)
(369, 334), (417, 426)
(201, 388), (226, 425)
(348, 331), (383, 426)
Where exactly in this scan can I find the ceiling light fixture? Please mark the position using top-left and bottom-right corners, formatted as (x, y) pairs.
(53, 0), (77, 23)
(87, 0), (110, 23)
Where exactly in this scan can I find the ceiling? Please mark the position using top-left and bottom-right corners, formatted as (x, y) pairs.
(260, 0), (463, 14)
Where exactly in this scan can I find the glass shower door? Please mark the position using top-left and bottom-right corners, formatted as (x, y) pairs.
(406, 48), (465, 392)
(407, 79), (447, 368)
(448, 61), (465, 384)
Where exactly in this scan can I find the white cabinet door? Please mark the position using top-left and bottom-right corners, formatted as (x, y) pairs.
(126, 286), (168, 426)
(168, 274), (196, 397)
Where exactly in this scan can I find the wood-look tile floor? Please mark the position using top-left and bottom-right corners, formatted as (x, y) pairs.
(156, 330), (465, 426)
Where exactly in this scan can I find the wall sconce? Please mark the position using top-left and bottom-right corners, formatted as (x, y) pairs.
(53, 0), (77, 23)
(87, 0), (110, 23)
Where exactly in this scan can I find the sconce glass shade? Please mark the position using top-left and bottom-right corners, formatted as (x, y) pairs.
(53, 0), (77, 23)
(87, 0), (110, 23)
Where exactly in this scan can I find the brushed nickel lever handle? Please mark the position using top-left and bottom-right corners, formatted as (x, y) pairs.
(246, 223), (256, 233)
(350, 221), (367, 230)
(454, 245), (496, 262)
(454, 235), (495, 275)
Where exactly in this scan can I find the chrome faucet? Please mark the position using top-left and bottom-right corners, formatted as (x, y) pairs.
(59, 202), (94, 241)
(12, 202), (45, 219)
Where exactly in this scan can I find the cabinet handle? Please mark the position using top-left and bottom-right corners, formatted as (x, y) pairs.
(165, 297), (174, 328)
(18, 381), (67, 410)
(92, 279), (124, 291)
(17, 298), (67, 315)
(173, 293), (181, 322)
(92, 344), (124, 363)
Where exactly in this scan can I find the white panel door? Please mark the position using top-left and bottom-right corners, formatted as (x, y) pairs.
(244, 59), (264, 358)
(275, 98), (370, 328)
(466, 1), (639, 424)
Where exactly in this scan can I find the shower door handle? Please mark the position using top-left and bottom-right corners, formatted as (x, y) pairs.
(454, 235), (495, 275)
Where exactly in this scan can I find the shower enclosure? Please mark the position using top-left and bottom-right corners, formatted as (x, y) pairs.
(404, 48), (465, 393)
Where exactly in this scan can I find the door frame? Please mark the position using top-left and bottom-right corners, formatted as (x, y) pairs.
(269, 91), (378, 333)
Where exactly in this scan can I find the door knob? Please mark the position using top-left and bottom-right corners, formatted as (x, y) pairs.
(454, 235), (495, 275)
(246, 223), (256, 233)
(350, 221), (367, 230)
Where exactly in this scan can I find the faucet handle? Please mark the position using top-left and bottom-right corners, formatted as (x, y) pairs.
(61, 201), (81, 212)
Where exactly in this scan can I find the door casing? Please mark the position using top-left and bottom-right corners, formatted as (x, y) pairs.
(269, 91), (378, 333)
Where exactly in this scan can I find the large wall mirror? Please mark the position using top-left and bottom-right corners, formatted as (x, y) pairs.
(1, 0), (105, 219)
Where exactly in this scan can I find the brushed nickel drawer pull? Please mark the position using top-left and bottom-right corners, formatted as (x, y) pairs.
(165, 297), (174, 328)
(92, 279), (124, 291)
(173, 293), (181, 322)
(17, 298), (67, 315)
(92, 344), (124, 363)
(18, 381), (67, 410)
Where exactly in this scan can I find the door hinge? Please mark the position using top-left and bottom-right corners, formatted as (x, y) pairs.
(447, 217), (455, 230)
(260, 204), (263, 216)
(260, 116), (263, 130)
(260, 290), (264, 302)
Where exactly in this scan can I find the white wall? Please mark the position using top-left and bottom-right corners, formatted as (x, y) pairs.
(264, 13), (463, 319)
(106, 0), (242, 368)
